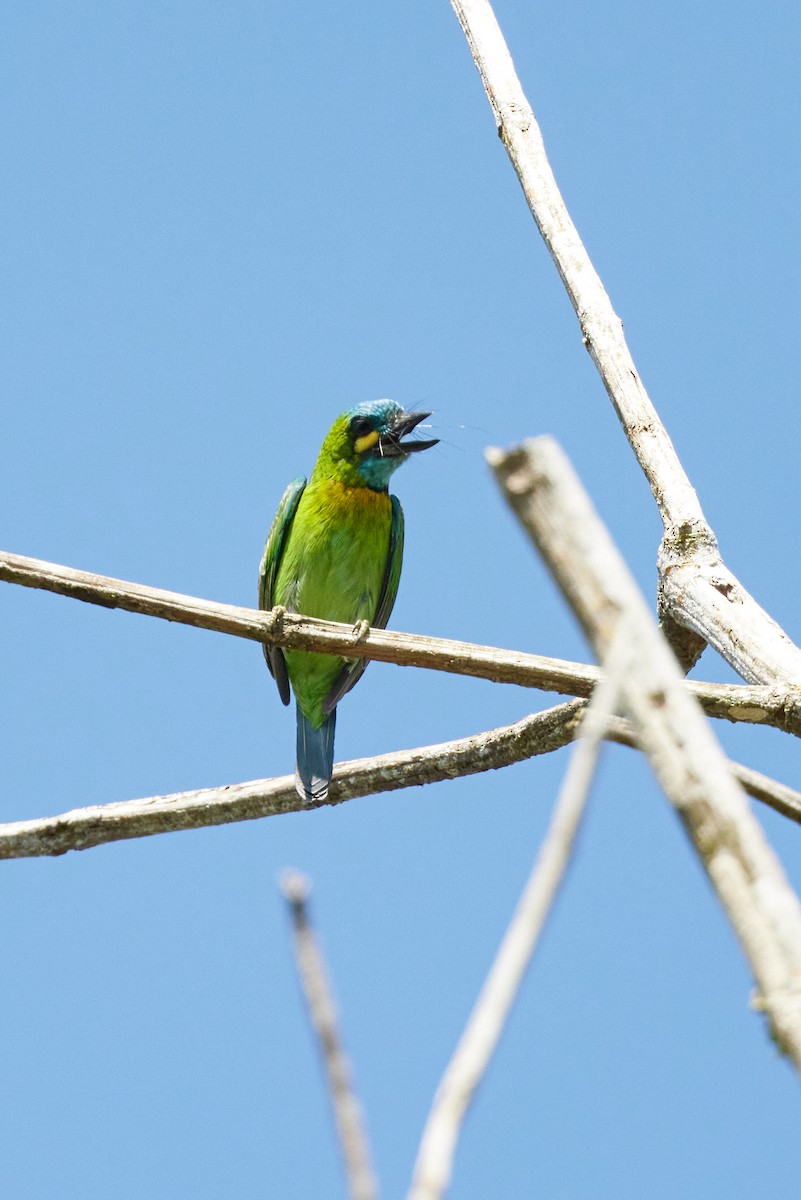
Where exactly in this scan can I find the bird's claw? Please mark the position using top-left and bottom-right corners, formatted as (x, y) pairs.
(351, 619), (370, 643)
(267, 604), (287, 633)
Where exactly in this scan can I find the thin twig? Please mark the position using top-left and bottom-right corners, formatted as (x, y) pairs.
(281, 872), (379, 1200)
(449, 0), (801, 685)
(0, 701), (798, 858)
(490, 436), (801, 1069)
(2, 549), (800, 733)
(407, 627), (628, 1200)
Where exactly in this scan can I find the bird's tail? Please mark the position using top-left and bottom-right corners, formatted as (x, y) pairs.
(295, 706), (336, 804)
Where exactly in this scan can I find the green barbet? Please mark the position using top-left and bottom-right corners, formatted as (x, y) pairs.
(259, 400), (437, 802)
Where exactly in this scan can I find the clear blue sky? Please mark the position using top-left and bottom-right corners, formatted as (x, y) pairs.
(2, 2), (800, 1196)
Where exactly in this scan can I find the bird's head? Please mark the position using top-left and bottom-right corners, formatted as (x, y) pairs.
(314, 400), (438, 491)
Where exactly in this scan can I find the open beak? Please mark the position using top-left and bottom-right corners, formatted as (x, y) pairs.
(379, 411), (439, 458)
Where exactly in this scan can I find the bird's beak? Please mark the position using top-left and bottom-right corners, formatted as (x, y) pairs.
(379, 411), (439, 458)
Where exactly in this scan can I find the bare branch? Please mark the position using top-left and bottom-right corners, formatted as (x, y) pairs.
(0, 703), (584, 858)
(720, 764), (801, 828)
(449, 0), (699, 524)
(0, 696), (796, 857)
(604, 719), (801, 826)
(2, 549), (800, 733)
(490, 436), (801, 1068)
(656, 534), (801, 687)
(281, 872), (379, 1200)
(449, 0), (801, 685)
(407, 630), (627, 1200)
(0, 548), (614, 691)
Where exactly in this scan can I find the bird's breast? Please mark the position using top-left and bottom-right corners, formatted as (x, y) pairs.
(302, 478), (392, 547)
(276, 479), (393, 625)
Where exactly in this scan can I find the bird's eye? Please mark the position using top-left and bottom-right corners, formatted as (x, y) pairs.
(350, 416), (373, 438)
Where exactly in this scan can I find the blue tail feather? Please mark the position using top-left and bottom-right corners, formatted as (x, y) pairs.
(295, 707), (336, 803)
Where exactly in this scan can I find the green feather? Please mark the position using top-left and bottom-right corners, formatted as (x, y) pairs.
(258, 476), (306, 705)
(258, 401), (435, 786)
(322, 495), (404, 713)
(269, 476), (395, 727)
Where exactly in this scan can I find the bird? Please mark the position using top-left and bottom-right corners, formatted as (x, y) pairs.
(258, 400), (438, 803)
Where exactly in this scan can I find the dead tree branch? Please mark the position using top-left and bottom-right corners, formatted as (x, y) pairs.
(0, 696), (797, 857)
(450, 0), (801, 684)
(489, 436), (801, 1069)
(2, 550), (800, 734)
(281, 872), (379, 1200)
(408, 631), (627, 1200)
(0, 703), (584, 858)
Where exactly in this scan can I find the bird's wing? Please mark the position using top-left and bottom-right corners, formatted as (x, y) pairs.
(322, 495), (405, 714)
(258, 476), (306, 706)
(373, 495), (405, 632)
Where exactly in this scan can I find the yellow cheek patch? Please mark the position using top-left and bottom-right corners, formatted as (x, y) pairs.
(354, 429), (380, 454)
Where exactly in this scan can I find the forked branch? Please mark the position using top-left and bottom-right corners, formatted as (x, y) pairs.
(490, 436), (801, 1069)
(450, 0), (801, 685)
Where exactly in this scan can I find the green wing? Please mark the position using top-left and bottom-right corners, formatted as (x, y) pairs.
(322, 495), (405, 714)
(373, 495), (405, 631)
(258, 476), (306, 706)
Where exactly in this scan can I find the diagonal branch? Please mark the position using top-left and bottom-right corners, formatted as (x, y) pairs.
(604, 719), (801, 826)
(450, 0), (801, 685)
(2, 549), (801, 734)
(490, 436), (801, 1068)
(0, 699), (798, 859)
(407, 628), (628, 1200)
(0, 703), (584, 858)
(0, 548), (598, 690)
(281, 872), (379, 1200)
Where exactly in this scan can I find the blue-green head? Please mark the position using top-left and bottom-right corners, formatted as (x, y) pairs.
(311, 399), (438, 491)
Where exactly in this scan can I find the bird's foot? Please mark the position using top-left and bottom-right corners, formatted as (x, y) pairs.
(351, 618), (370, 643)
(267, 604), (287, 633)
